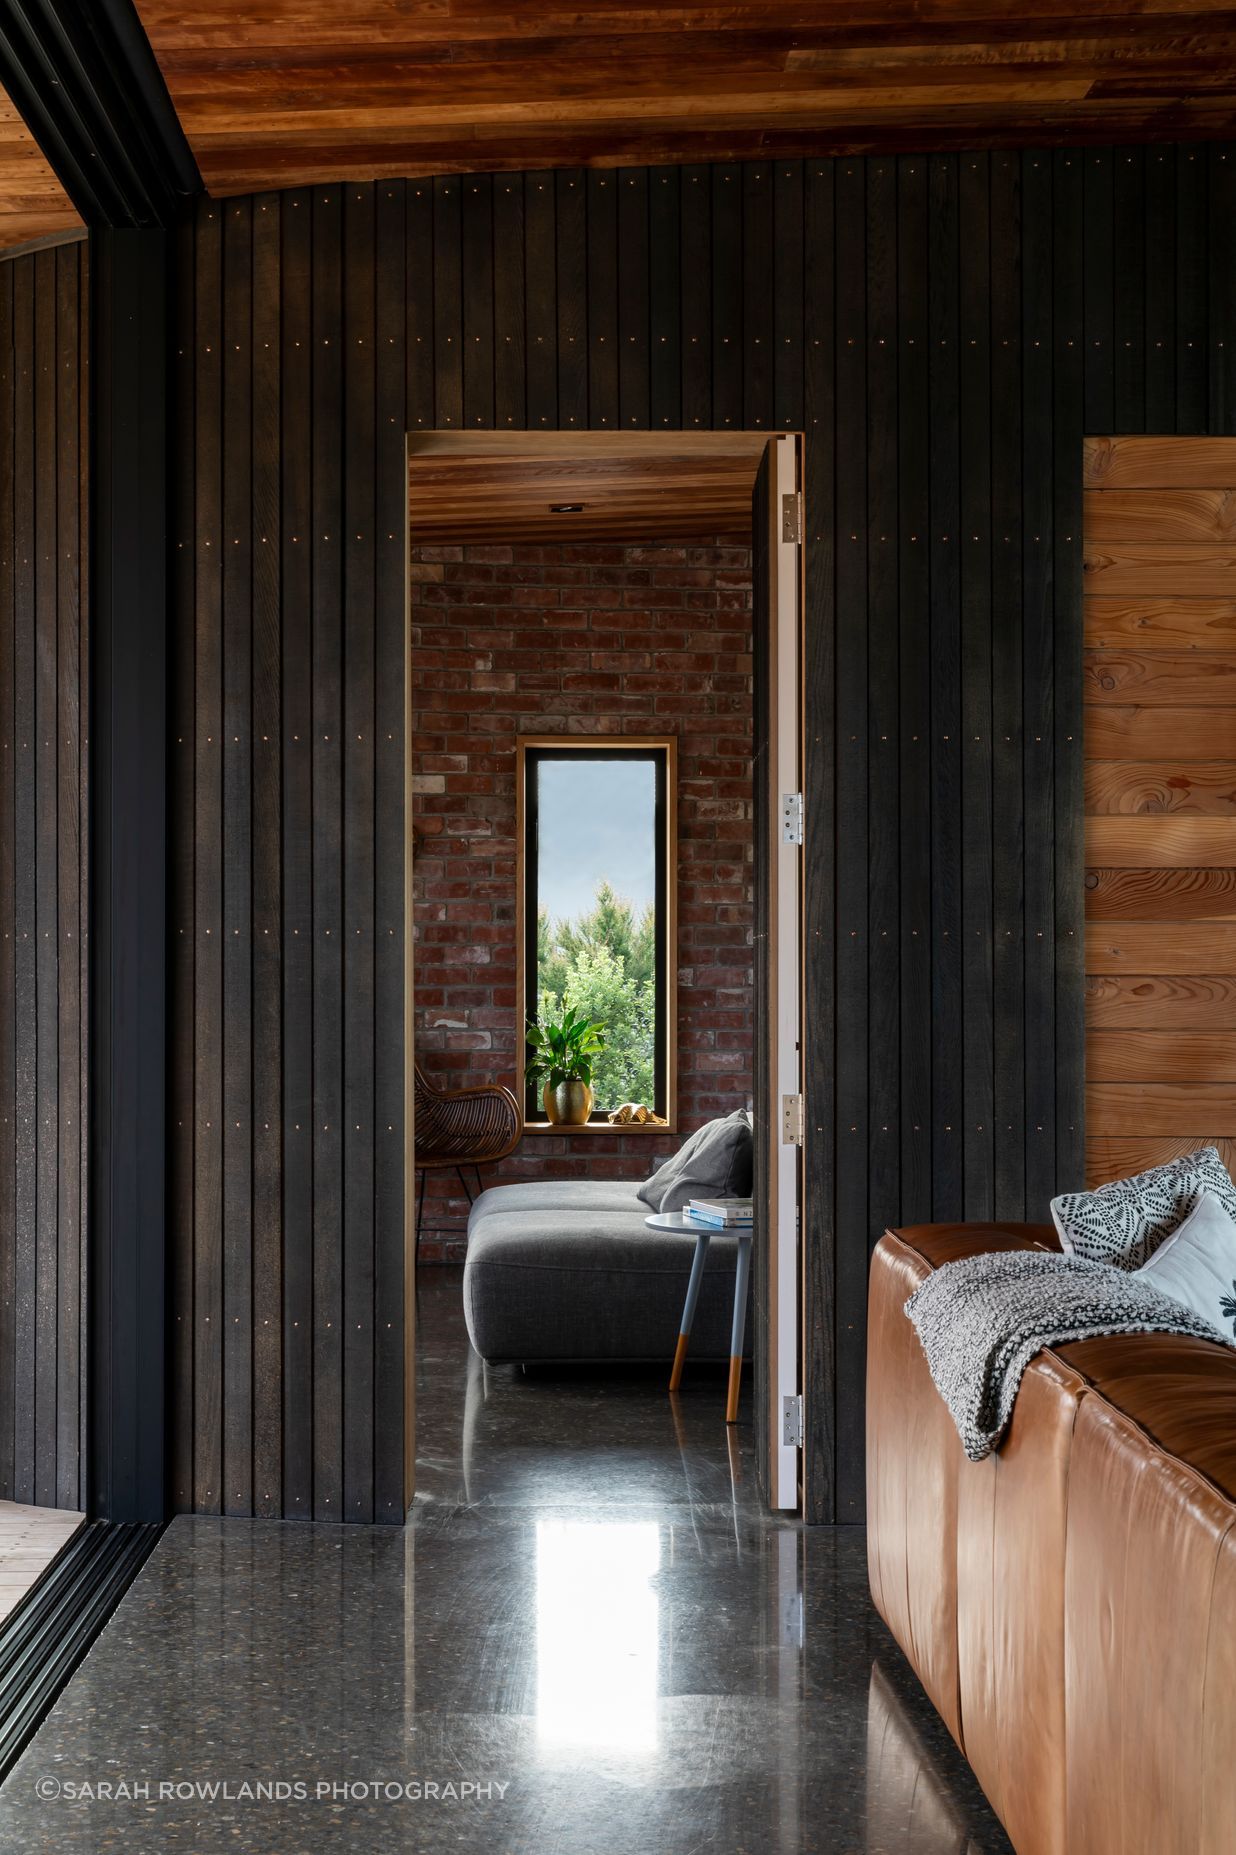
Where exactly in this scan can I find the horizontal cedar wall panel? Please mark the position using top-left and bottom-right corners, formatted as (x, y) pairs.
(1088, 1031), (1236, 1082)
(1084, 597), (1236, 650)
(1085, 490), (1236, 543)
(1085, 705), (1236, 758)
(1087, 1082), (1236, 1135)
(1085, 438), (1236, 488)
(1086, 819), (1236, 866)
(1085, 427), (1236, 1187)
(1087, 1136), (1236, 1187)
(1086, 868), (1236, 919)
(1085, 763), (1236, 816)
(0, 243), (88, 1512)
(1083, 546), (1236, 596)
(1084, 652), (1236, 703)
(173, 145), (1236, 1529)
(1086, 976), (1236, 1029)
(1087, 924), (1236, 972)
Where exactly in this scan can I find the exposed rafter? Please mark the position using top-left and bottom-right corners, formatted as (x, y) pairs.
(0, 0), (200, 226)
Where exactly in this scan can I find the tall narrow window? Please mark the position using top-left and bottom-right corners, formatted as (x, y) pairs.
(517, 737), (677, 1128)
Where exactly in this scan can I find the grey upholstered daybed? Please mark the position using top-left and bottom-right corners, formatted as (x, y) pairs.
(462, 1110), (754, 1365)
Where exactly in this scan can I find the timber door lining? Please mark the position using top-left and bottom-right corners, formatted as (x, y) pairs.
(405, 427), (808, 1518)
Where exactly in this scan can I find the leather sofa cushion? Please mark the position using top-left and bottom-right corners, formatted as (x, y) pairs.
(895, 1221), (1236, 1502)
(1064, 1391), (1235, 1855)
(871, 1218), (1236, 1855)
(872, 1222), (1076, 1855)
(891, 1220), (1060, 1268)
(1056, 1330), (1236, 1502)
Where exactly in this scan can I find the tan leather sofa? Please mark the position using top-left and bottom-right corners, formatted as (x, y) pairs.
(868, 1222), (1236, 1855)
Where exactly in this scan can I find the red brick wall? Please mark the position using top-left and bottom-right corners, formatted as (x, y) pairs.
(411, 536), (754, 1261)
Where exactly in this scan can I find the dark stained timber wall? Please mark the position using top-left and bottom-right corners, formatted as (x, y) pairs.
(172, 146), (1236, 1527)
(0, 240), (88, 1513)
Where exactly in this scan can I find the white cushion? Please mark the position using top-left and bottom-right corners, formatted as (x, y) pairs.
(1136, 1189), (1236, 1342)
(1050, 1145), (1236, 1272)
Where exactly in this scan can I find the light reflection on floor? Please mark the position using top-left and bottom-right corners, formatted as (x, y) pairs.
(0, 1266), (1012, 1853)
(535, 1519), (661, 1753)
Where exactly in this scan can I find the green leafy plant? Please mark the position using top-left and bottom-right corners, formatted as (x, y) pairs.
(536, 883), (656, 1107)
(524, 1001), (607, 1091)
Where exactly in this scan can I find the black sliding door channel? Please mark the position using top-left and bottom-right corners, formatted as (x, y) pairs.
(0, 1522), (162, 1779)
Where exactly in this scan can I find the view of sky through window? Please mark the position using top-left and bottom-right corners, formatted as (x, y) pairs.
(535, 758), (655, 922)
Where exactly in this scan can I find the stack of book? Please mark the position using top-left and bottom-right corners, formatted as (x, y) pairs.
(686, 1198), (754, 1229)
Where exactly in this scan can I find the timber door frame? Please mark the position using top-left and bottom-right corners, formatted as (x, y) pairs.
(407, 427), (808, 1518)
(752, 434), (805, 1511)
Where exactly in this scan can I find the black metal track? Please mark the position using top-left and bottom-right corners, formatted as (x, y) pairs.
(0, 1521), (161, 1780)
(0, 0), (200, 227)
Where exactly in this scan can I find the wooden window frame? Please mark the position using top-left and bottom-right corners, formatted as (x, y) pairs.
(515, 734), (678, 1135)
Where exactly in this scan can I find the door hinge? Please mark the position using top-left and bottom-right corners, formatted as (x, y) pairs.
(782, 1394), (804, 1449)
(781, 1093), (804, 1146)
(781, 490), (802, 544)
(781, 791), (803, 845)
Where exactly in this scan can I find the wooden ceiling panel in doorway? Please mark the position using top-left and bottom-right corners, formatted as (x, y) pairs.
(134, 4), (1236, 193)
(407, 432), (770, 544)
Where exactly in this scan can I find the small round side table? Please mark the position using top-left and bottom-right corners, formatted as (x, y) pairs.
(645, 1209), (752, 1423)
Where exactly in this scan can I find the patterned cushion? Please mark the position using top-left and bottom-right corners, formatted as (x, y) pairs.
(1051, 1146), (1236, 1272)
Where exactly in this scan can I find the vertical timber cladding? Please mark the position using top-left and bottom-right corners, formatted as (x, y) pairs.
(0, 240), (89, 1512)
(173, 146), (1236, 1526)
(1085, 436), (1236, 1186)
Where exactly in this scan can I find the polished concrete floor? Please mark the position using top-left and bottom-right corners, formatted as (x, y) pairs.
(0, 1269), (1011, 1854)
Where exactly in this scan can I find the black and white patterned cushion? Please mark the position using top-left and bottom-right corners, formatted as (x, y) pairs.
(1051, 1146), (1236, 1272)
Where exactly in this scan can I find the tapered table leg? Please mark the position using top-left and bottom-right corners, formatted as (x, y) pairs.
(726, 1233), (753, 1423)
(669, 1227), (711, 1391)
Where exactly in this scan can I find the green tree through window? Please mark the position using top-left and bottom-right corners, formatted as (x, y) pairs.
(537, 881), (657, 1110)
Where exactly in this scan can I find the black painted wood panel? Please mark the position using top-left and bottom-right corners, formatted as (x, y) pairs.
(0, 240), (87, 1512)
(173, 143), (1236, 1526)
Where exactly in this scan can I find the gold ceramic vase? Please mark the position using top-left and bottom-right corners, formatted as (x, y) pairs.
(543, 1079), (593, 1126)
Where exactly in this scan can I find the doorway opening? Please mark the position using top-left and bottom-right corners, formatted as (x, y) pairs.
(405, 432), (804, 1514)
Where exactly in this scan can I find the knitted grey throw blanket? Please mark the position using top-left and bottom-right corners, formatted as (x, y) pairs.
(904, 1249), (1232, 1463)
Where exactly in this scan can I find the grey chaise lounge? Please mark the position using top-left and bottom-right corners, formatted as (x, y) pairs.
(462, 1178), (751, 1365)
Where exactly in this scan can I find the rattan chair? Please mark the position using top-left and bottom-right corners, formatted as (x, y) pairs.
(414, 1064), (522, 1252)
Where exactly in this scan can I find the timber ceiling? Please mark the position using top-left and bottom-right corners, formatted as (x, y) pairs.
(0, 88), (80, 252)
(134, 3), (1236, 192)
(408, 433), (770, 542)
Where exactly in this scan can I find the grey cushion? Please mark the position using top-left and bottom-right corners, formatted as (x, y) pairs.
(468, 1178), (645, 1237)
(463, 1206), (749, 1363)
(636, 1110), (753, 1213)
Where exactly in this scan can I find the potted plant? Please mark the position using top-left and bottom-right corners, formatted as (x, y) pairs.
(524, 1003), (607, 1126)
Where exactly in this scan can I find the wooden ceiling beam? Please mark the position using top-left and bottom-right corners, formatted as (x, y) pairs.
(133, 3), (1236, 47)
(133, 1), (1236, 194)
(0, 0), (201, 230)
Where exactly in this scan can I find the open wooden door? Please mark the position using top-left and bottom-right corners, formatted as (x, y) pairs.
(751, 434), (804, 1511)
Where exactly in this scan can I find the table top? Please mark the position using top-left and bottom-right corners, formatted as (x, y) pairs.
(644, 1209), (754, 1235)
